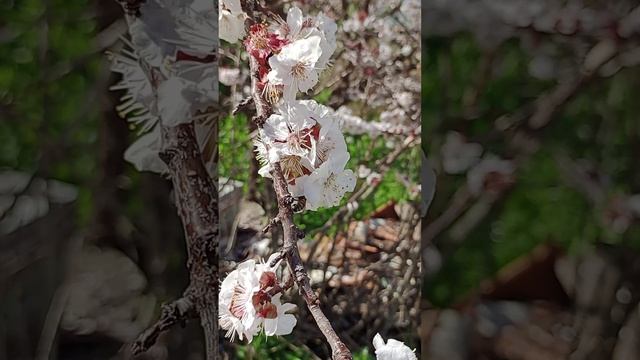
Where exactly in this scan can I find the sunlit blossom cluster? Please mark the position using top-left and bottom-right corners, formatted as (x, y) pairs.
(221, 1), (355, 211)
(219, 254), (297, 342)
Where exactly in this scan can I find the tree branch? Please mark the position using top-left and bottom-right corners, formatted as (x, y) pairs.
(158, 123), (219, 359)
(248, 49), (353, 359)
(132, 296), (196, 355)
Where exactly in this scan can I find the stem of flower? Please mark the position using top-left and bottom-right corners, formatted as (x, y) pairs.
(248, 49), (353, 360)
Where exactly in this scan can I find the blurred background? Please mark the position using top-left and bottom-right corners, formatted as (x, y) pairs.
(421, 1), (640, 359)
(0, 0), (421, 359)
(0, 0), (207, 359)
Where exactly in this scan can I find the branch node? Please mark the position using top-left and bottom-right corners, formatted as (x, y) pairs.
(131, 296), (195, 355)
(232, 96), (255, 116)
(252, 114), (268, 127)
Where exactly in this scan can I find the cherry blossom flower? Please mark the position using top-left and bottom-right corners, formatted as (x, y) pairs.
(274, 6), (337, 69)
(245, 23), (288, 66)
(219, 255), (297, 342)
(441, 131), (483, 174)
(267, 35), (323, 101)
(219, 0), (246, 43)
(219, 259), (261, 342)
(290, 157), (356, 211)
(372, 333), (417, 360)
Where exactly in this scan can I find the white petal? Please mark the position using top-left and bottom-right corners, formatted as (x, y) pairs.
(123, 127), (167, 173)
(157, 77), (193, 126)
(373, 333), (385, 350)
(263, 318), (278, 336)
(286, 6), (304, 38)
(274, 313), (296, 336)
(372, 334), (417, 360)
(219, 12), (245, 43)
(296, 68), (319, 93)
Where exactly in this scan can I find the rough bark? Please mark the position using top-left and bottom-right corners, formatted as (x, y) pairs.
(113, 1), (220, 358)
(158, 123), (219, 359)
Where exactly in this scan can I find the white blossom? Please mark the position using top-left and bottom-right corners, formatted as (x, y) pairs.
(219, 259), (261, 342)
(267, 35), (323, 101)
(219, 255), (297, 342)
(290, 157), (356, 211)
(219, 0), (246, 43)
(441, 132), (483, 174)
(372, 333), (417, 360)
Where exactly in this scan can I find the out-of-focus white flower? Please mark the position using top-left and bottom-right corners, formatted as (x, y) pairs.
(220, 67), (241, 86)
(372, 333), (417, 360)
(219, 0), (246, 43)
(466, 155), (515, 196)
(395, 91), (414, 110)
(628, 194), (640, 217)
(267, 35), (323, 101)
(441, 132), (483, 174)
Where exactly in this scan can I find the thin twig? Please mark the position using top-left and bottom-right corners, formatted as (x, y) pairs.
(131, 297), (196, 355)
(247, 29), (353, 358)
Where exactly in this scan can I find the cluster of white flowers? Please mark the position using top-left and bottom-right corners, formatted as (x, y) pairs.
(109, 0), (217, 174)
(219, 254), (297, 342)
(255, 100), (356, 210)
(220, 2), (355, 211)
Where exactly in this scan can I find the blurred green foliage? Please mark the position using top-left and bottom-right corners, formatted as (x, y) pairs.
(423, 34), (640, 307)
(0, 0), (102, 223)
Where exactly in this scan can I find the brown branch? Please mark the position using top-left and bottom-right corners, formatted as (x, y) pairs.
(132, 297), (196, 355)
(247, 46), (352, 359)
(158, 123), (219, 359)
(112, 4), (220, 359)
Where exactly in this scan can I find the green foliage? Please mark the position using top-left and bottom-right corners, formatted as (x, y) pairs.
(422, 33), (640, 307)
(353, 347), (375, 360)
(1, 0), (101, 224)
(235, 335), (315, 360)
